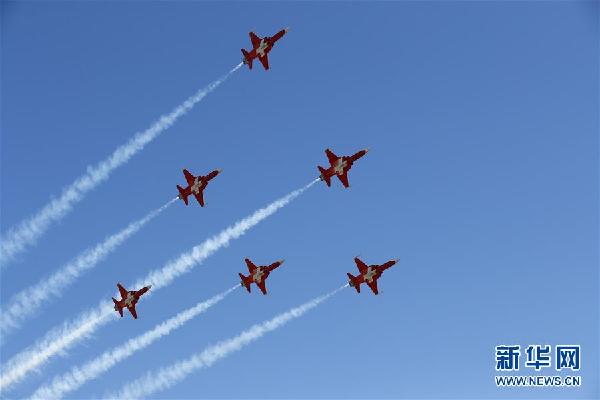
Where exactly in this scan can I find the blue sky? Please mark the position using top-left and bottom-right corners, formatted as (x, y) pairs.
(1, 1), (598, 399)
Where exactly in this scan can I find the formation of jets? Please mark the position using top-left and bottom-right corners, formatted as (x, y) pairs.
(112, 29), (398, 320)
(117, 254), (397, 318)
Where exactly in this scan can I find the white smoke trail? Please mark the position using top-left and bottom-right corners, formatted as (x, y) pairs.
(134, 178), (319, 291)
(0, 63), (243, 268)
(0, 179), (317, 392)
(29, 286), (238, 400)
(109, 285), (348, 399)
(0, 198), (177, 338)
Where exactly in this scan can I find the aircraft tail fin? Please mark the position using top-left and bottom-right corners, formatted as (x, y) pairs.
(239, 273), (252, 293)
(241, 49), (253, 69)
(177, 185), (189, 205)
(347, 273), (361, 293)
(112, 297), (124, 317)
(318, 166), (331, 186)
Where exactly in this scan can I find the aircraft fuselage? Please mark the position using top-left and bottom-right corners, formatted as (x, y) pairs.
(124, 292), (136, 306)
(252, 267), (265, 282)
(191, 177), (205, 194)
(363, 267), (377, 283)
(334, 159), (348, 175)
(256, 40), (269, 57)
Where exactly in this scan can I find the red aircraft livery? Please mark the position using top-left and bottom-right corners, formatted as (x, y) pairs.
(177, 168), (221, 206)
(241, 28), (289, 70)
(318, 148), (369, 188)
(239, 258), (285, 294)
(347, 257), (398, 295)
(112, 283), (151, 319)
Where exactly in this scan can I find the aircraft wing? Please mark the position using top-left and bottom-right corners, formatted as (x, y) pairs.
(194, 191), (205, 207)
(245, 258), (257, 273)
(258, 55), (269, 70)
(366, 279), (379, 295)
(249, 32), (261, 49)
(117, 283), (128, 299)
(127, 305), (138, 319)
(325, 149), (338, 165)
(354, 257), (368, 274)
(183, 169), (195, 186)
(256, 280), (268, 295)
(337, 171), (350, 188)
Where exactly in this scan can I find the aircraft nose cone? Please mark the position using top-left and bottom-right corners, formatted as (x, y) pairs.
(279, 259), (285, 265)
(147, 285), (152, 289)
(284, 27), (290, 32)
(364, 148), (370, 153)
(217, 169), (223, 173)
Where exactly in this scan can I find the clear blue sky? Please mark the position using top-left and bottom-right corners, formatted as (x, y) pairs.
(1, 1), (598, 399)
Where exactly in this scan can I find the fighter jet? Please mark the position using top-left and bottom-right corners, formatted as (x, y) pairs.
(112, 283), (151, 319)
(241, 28), (289, 70)
(177, 168), (221, 206)
(239, 258), (285, 294)
(318, 148), (368, 188)
(347, 257), (398, 295)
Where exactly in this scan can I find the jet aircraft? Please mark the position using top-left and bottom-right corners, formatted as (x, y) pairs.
(347, 257), (398, 295)
(239, 258), (285, 294)
(241, 28), (289, 70)
(318, 148), (368, 188)
(112, 283), (151, 319)
(177, 168), (221, 206)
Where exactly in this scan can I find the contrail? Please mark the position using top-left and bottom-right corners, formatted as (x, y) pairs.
(109, 285), (348, 399)
(0, 179), (318, 392)
(0, 63), (243, 268)
(0, 198), (177, 339)
(29, 285), (238, 400)
(134, 178), (319, 291)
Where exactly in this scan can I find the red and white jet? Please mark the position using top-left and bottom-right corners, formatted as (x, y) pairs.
(239, 258), (285, 295)
(318, 148), (369, 188)
(177, 168), (221, 206)
(241, 28), (289, 70)
(347, 257), (398, 295)
(112, 283), (151, 319)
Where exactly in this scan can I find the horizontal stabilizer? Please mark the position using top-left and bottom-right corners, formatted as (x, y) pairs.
(347, 273), (361, 293)
(112, 297), (124, 317)
(239, 273), (252, 293)
(241, 49), (253, 69)
(177, 185), (189, 205)
(318, 166), (331, 186)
